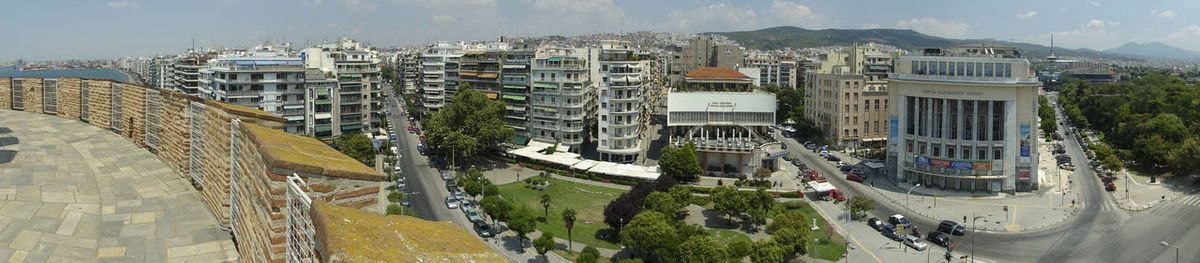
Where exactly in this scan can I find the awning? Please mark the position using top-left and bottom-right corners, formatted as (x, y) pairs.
(285, 115), (304, 121)
(533, 83), (557, 89)
(339, 73), (363, 78)
(504, 85), (527, 90)
(506, 105), (526, 111)
(315, 101), (332, 105)
(547, 57), (563, 62)
(478, 73), (498, 78)
(341, 124), (364, 131)
(534, 106), (557, 112)
(314, 125), (333, 132)
(503, 95), (526, 101)
(316, 89), (329, 96)
(485, 93), (499, 99)
(283, 105), (304, 110)
(507, 135), (530, 146)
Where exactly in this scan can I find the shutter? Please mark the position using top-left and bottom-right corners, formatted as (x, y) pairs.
(145, 89), (161, 150)
(80, 80), (89, 121)
(111, 84), (123, 131)
(188, 101), (206, 187)
(43, 79), (57, 114)
(11, 79), (23, 110)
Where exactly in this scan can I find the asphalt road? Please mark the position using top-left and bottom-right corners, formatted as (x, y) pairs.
(782, 92), (1200, 263)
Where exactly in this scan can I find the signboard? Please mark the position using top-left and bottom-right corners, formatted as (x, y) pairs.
(915, 155), (930, 165)
(889, 117), (899, 138)
(992, 160), (1004, 171)
(1019, 124), (1032, 159)
(768, 150), (790, 160)
(930, 159), (951, 168)
(1018, 170), (1031, 179)
(951, 161), (974, 170)
(973, 162), (992, 171)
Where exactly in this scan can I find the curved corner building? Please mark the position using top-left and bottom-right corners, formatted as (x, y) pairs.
(886, 46), (1042, 193)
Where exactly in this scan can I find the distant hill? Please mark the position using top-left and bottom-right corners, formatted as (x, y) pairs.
(1105, 42), (1200, 61)
(709, 26), (1142, 61)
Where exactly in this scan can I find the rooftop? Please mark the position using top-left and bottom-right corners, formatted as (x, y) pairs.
(685, 67), (752, 82)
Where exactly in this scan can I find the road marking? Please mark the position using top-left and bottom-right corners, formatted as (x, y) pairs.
(809, 202), (884, 263)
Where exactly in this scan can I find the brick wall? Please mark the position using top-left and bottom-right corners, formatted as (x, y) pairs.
(0, 77), (384, 262)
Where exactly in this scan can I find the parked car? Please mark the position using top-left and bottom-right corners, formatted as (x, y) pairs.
(452, 189), (465, 200)
(926, 231), (954, 247)
(417, 145), (427, 155)
(889, 214), (912, 228)
(460, 199), (476, 213)
(881, 224), (904, 241)
(867, 217), (886, 232)
(473, 221), (495, 237)
(464, 206), (483, 222)
(446, 180), (458, 192)
(938, 220), (966, 236)
(395, 177), (406, 188)
(401, 196), (410, 207)
(445, 197), (459, 209)
(441, 170), (453, 181)
(829, 189), (847, 202)
(846, 173), (866, 182)
(826, 155), (841, 162)
(903, 235), (930, 251)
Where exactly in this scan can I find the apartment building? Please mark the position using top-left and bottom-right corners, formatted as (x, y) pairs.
(670, 37), (743, 75)
(166, 51), (215, 96)
(743, 58), (800, 89)
(529, 46), (597, 152)
(596, 40), (650, 163)
(804, 43), (894, 148)
(886, 46), (1041, 192)
(667, 67), (776, 177)
(302, 38), (382, 135)
(400, 52), (420, 97)
(199, 47), (308, 133)
(419, 42), (464, 113)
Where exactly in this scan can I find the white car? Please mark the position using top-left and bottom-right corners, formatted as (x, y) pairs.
(903, 235), (929, 251)
(445, 197), (459, 209)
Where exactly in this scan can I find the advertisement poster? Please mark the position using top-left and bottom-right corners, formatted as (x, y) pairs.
(915, 155), (930, 165)
(973, 162), (992, 171)
(1018, 170), (1031, 179)
(992, 160), (1004, 171)
(930, 159), (951, 168)
(1019, 124), (1032, 158)
(951, 161), (974, 170)
(889, 117), (899, 138)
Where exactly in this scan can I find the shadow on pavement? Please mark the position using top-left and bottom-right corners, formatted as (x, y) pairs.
(0, 137), (16, 147)
(0, 127), (11, 134)
(0, 150), (14, 164)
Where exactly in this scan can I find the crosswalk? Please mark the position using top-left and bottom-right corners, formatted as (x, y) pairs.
(1144, 195), (1200, 222)
(1176, 195), (1200, 208)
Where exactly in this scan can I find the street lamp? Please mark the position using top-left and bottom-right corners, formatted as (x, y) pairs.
(904, 183), (921, 252)
(1160, 241), (1180, 263)
(971, 213), (985, 263)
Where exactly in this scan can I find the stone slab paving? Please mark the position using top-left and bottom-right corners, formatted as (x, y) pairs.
(0, 110), (236, 263)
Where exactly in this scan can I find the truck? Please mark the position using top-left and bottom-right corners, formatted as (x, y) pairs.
(799, 171), (824, 182)
(808, 181), (846, 201)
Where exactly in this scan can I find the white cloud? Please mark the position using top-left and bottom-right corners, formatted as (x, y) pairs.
(1016, 11), (1037, 19)
(1023, 18), (1122, 50)
(895, 17), (969, 37)
(862, 24), (881, 29)
(1088, 1), (1100, 7)
(1155, 10), (1176, 18)
(1163, 25), (1200, 51)
(105, 1), (139, 8)
(522, 0), (626, 35)
(661, 3), (758, 32)
(765, 1), (823, 28)
(340, 0), (378, 11)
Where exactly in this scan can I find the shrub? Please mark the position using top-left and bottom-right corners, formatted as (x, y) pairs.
(782, 200), (808, 210)
(689, 195), (711, 206)
(385, 185), (399, 191)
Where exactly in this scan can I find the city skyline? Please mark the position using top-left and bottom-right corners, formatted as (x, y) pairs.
(3, 0), (1199, 61)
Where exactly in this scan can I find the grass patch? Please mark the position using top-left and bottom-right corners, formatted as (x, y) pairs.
(709, 228), (751, 245)
(497, 178), (626, 249)
(553, 248), (611, 263)
(787, 201), (848, 261)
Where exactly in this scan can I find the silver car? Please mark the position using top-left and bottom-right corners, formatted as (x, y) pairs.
(903, 235), (929, 251)
(445, 197), (459, 209)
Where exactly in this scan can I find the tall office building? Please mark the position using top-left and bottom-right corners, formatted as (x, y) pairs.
(302, 38), (382, 135)
(596, 40), (649, 163)
(199, 46), (308, 133)
(529, 46), (597, 152)
(886, 45), (1041, 192)
(805, 43), (894, 148)
(667, 67), (776, 177)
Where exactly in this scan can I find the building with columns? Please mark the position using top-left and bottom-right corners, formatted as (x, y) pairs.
(886, 46), (1041, 192)
(667, 67), (777, 177)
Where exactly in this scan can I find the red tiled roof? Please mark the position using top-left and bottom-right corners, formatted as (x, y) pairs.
(685, 67), (751, 81)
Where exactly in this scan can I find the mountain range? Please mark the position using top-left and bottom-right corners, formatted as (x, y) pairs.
(709, 26), (1200, 62)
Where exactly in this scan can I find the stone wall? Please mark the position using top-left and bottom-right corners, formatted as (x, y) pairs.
(0, 77), (384, 263)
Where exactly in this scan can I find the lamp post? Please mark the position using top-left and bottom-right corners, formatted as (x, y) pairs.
(1160, 241), (1180, 263)
(904, 183), (921, 252)
(971, 213), (985, 263)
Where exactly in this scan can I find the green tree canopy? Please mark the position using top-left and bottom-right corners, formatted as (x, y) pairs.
(678, 235), (728, 263)
(533, 233), (556, 259)
(711, 186), (748, 225)
(749, 239), (786, 263)
(659, 142), (703, 182)
(767, 210), (812, 256)
(577, 246), (600, 263)
(506, 207), (537, 251)
(727, 238), (754, 260)
(480, 195), (512, 225)
(643, 191), (683, 218)
(425, 86), (514, 166)
(329, 133), (377, 167)
(847, 196), (875, 220)
(387, 191), (404, 203)
(620, 211), (680, 260)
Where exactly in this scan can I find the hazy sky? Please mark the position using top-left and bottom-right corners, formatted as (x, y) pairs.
(4, 0), (1198, 61)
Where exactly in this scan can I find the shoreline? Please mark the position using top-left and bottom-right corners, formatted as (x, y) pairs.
(116, 69), (140, 85)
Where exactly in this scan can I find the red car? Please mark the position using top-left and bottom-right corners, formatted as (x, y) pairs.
(846, 173), (866, 182)
(419, 136), (426, 141)
(829, 189), (847, 201)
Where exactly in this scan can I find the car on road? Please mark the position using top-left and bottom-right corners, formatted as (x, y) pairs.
(473, 221), (495, 237)
(938, 220), (966, 236)
(889, 214), (912, 228)
(926, 231), (954, 247)
(446, 180), (458, 192)
(460, 199), (476, 213)
(417, 145), (426, 155)
(867, 217), (886, 232)
(401, 196), (410, 207)
(463, 206), (483, 222)
(846, 173), (866, 182)
(419, 135), (426, 141)
(828, 189), (846, 201)
(441, 170), (453, 181)
(881, 224), (903, 241)
(445, 197), (459, 209)
(903, 235), (929, 251)
(826, 155), (841, 162)
(452, 189), (465, 200)
(395, 177), (406, 188)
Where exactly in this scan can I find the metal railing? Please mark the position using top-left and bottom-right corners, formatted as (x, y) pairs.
(285, 174), (319, 263)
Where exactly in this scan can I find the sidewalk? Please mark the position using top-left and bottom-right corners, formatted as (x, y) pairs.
(1111, 169), (1194, 211)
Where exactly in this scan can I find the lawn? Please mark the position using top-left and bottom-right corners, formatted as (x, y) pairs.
(497, 178), (626, 249)
(709, 228), (752, 245)
(787, 202), (848, 262)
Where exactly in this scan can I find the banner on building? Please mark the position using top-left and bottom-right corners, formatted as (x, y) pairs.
(992, 160), (1004, 171)
(915, 155), (930, 165)
(973, 162), (992, 171)
(951, 161), (974, 170)
(930, 159), (951, 168)
(889, 117), (899, 139)
(1018, 170), (1031, 179)
(1019, 124), (1032, 159)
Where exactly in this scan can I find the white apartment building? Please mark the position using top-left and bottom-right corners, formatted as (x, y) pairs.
(743, 58), (799, 89)
(419, 42), (464, 112)
(596, 40), (650, 163)
(529, 46), (597, 152)
(302, 38), (382, 135)
(166, 51), (215, 96)
(199, 47), (307, 133)
(886, 46), (1041, 193)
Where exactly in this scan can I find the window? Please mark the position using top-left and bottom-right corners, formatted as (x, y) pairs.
(601, 102), (607, 108)
(874, 99), (880, 110)
(939, 61), (947, 75)
(1004, 63), (1012, 78)
(962, 146), (971, 159)
(933, 144), (941, 157)
(865, 100), (870, 110)
(912, 61), (919, 74)
(956, 62), (965, 76)
(993, 101), (1005, 140)
(984, 63), (994, 77)
(947, 146), (956, 158)
(602, 115), (607, 121)
(966, 62), (975, 76)
(875, 121), (880, 133)
(979, 149), (987, 160)
(994, 148), (1003, 160)
(601, 128), (607, 133)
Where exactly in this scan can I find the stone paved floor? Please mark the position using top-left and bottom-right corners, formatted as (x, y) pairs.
(0, 110), (236, 262)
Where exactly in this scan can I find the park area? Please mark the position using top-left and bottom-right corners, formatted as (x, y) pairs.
(497, 178), (626, 249)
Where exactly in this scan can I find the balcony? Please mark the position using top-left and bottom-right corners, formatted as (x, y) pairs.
(610, 96), (638, 102)
(224, 90), (261, 97)
(561, 88), (587, 96)
(613, 133), (639, 140)
(612, 121), (638, 128)
(532, 111), (559, 119)
(532, 88), (559, 95)
(339, 87), (362, 93)
(503, 78), (528, 85)
(280, 108), (305, 116)
(562, 137), (584, 145)
(531, 101), (559, 107)
(562, 113), (585, 121)
(562, 125), (584, 133)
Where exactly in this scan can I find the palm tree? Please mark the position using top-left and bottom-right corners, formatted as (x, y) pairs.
(540, 193), (552, 218)
(562, 208), (577, 250)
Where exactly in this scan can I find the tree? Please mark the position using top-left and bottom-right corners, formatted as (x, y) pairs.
(484, 184), (501, 197)
(604, 177), (678, 230)
(387, 191), (404, 203)
(767, 210), (812, 256)
(846, 196), (875, 220)
(616, 259), (644, 263)
(533, 233), (556, 261)
(507, 207), (537, 251)
(1167, 137), (1200, 176)
(424, 86), (514, 165)
(711, 186), (747, 225)
(540, 193), (553, 218)
(621, 211), (680, 260)
(678, 236), (728, 263)
(562, 208), (577, 250)
(577, 246), (600, 263)
(749, 239), (786, 263)
(461, 179), (483, 200)
(328, 133), (377, 167)
(754, 167), (773, 181)
(480, 196), (512, 225)
(643, 192), (683, 218)
(659, 142), (703, 182)
(668, 184), (694, 205)
(727, 238), (754, 260)
(385, 204), (404, 215)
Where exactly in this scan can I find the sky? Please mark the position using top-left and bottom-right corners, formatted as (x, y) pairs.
(4, 0), (1199, 61)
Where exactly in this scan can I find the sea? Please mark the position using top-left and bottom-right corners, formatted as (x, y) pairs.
(0, 67), (131, 83)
